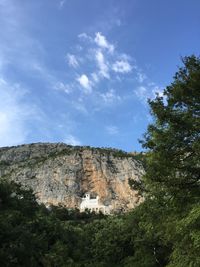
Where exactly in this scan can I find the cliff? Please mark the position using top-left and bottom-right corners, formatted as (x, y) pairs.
(0, 143), (145, 213)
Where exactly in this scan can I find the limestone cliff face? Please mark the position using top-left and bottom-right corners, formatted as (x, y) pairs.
(0, 143), (144, 213)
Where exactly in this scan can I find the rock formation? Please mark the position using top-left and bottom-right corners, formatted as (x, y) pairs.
(0, 143), (145, 213)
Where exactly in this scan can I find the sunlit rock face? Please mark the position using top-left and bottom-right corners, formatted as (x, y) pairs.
(0, 143), (144, 213)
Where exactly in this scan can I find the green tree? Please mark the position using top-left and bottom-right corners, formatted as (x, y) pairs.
(140, 55), (200, 266)
(0, 180), (86, 267)
(142, 55), (200, 199)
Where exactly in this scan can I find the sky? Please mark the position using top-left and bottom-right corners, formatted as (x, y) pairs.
(0, 0), (199, 151)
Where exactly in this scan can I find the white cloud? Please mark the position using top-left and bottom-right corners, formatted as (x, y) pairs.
(78, 33), (88, 39)
(135, 84), (164, 105)
(94, 32), (114, 53)
(134, 86), (148, 103)
(54, 82), (71, 93)
(100, 89), (121, 103)
(77, 74), (92, 93)
(76, 32), (135, 83)
(95, 50), (110, 79)
(137, 72), (147, 83)
(66, 53), (79, 68)
(119, 53), (132, 61)
(106, 125), (119, 135)
(73, 101), (88, 114)
(0, 0), (48, 79)
(78, 32), (93, 42)
(76, 45), (83, 51)
(152, 85), (164, 98)
(64, 134), (81, 146)
(112, 60), (132, 73)
(0, 77), (37, 147)
(78, 32), (114, 54)
(91, 72), (100, 83)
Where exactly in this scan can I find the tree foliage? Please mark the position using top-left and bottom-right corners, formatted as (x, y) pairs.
(138, 55), (200, 266)
(143, 55), (200, 198)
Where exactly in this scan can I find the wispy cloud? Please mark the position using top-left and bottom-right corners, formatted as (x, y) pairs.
(95, 50), (110, 79)
(134, 86), (148, 103)
(112, 60), (132, 73)
(91, 72), (100, 83)
(64, 134), (81, 146)
(137, 71), (147, 83)
(72, 100), (88, 114)
(0, 1), (48, 80)
(0, 1), (81, 147)
(0, 0), (167, 151)
(0, 77), (39, 146)
(106, 125), (119, 135)
(134, 84), (164, 104)
(73, 32), (135, 91)
(65, 31), (141, 108)
(78, 32), (115, 56)
(77, 74), (92, 93)
(78, 32), (93, 42)
(100, 89), (121, 103)
(66, 53), (79, 68)
(54, 82), (71, 93)
(151, 85), (164, 98)
(94, 32), (114, 54)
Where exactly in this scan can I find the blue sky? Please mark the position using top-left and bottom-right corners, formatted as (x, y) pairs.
(0, 0), (199, 151)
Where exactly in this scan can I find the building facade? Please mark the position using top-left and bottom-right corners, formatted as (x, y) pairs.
(80, 193), (110, 214)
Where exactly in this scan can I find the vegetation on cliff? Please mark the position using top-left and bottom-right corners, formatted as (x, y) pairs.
(0, 55), (200, 266)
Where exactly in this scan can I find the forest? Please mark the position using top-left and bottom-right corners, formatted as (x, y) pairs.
(0, 55), (200, 267)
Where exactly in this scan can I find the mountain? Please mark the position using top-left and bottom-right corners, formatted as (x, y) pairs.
(0, 143), (144, 213)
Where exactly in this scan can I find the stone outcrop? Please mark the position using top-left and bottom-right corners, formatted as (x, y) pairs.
(0, 143), (145, 213)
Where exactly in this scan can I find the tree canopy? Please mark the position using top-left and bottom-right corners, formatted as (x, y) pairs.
(139, 55), (200, 266)
(142, 55), (200, 199)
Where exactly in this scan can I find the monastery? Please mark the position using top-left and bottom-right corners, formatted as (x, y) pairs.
(80, 193), (111, 214)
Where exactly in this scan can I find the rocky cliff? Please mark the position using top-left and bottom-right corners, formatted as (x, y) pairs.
(0, 143), (145, 213)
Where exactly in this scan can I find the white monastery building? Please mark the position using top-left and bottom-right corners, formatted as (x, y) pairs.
(80, 193), (111, 214)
